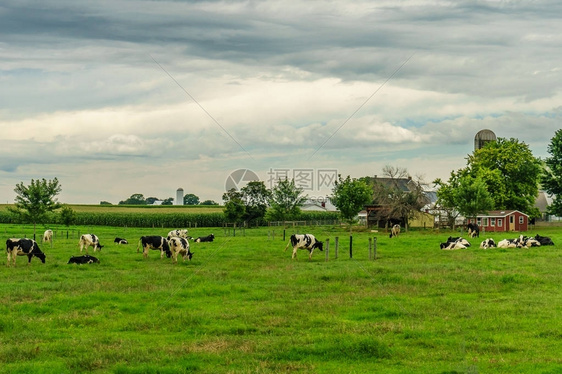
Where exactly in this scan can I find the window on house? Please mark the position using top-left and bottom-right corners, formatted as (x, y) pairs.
(477, 217), (482, 226)
(483, 218), (488, 226)
(491, 218), (496, 227)
(519, 216), (524, 224)
(497, 219), (502, 227)
(510, 216), (514, 224)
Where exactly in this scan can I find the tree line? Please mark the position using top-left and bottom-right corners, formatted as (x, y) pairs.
(7, 131), (562, 235)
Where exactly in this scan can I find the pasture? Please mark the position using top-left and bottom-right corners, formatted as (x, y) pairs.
(1, 223), (562, 373)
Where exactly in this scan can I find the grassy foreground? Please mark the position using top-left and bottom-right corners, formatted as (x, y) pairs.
(1, 224), (561, 373)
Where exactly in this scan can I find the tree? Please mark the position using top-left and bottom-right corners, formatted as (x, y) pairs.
(469, 137), (541, 216)
(265, 178), (307, 223)
(58, 204), (76, 227)
(454, 175), (494, 221)
(200, 199), (219, 205)
(222, 188), (246, 226)
(119, 193), (146, 205)
(541, 129), (562, 216)
(241, 181), (271, 225)
(161, 197), (174, 205)
(331, 175), (372, 233)
(100, 201), (112, 205)
(146, 196), (160, 205)
(8, 178), (62, 239)
(183, 193), (200, 205)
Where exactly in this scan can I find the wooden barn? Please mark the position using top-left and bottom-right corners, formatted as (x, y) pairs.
(467, 210), (529, 233)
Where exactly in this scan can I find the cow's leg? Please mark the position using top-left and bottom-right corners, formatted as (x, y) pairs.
(292, 246), (298, 259)
(160, 249), (164, 259)
(143, 246), (149, 259)
(308, 248), (313, 260)
(27, 254), (33, 265)
(6, 251), (11, 267)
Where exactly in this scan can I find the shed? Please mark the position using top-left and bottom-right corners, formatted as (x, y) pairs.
(468, 210), (529, 232)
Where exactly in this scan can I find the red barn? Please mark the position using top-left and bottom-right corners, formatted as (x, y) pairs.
(468, 210), (529, 233)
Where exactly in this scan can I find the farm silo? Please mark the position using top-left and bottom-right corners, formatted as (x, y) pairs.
(175, 188), (184, 206)
(474, 129), (497, 151)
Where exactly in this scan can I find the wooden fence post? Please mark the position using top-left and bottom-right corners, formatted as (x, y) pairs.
(335, 237), (339, 259)
(369, 237), (372, 260)
(349, 235), (353, 258)
(325, 238), (330, 262)
(373, 237), (377, 260)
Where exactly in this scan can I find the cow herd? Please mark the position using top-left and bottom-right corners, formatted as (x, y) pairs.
(5, 228), (215, 267)
(440, 234), (555, 250)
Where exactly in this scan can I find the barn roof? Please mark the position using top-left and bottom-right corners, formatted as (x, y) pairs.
(477, 210), (529, 218)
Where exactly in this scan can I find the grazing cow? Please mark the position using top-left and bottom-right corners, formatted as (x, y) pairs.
(534, 234), (554, 246)
(114, 237), (128, 245)
(285, 234), (323, 260)
(6, 238), (46, 267)
(467, 223), (480, 238)
(389, 224), (400, 238)
(167, 229), (189, 240)
(167, 237), (193, 264)
(479, 238), (496, 249)
(138, 236), (172, 259)
(195, 234), (215, 243)
(68, 255), (100, 264)
(42, 229), (53, 245)
(79, 234), (104, 253)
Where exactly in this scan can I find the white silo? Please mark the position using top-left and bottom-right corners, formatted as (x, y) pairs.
(175, 188), (184, 205)
(474, 129), (497, 151)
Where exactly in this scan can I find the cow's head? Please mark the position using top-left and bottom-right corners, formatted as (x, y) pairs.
(314, 241), (323, 251)
(35, 252), (46, 263)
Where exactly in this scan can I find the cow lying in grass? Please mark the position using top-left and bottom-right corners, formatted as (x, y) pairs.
(195, 234), (214, 243)
(68, 255), (100, 264)
(479, 238), (496, 249)
(440, 237), (471, 250)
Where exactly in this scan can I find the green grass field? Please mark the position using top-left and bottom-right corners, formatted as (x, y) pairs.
(1, 223), (561, 373)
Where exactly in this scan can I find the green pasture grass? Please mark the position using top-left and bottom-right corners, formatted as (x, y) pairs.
(1, 224), (561, 373)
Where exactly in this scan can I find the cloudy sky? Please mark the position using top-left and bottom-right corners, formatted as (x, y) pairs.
(1, 0), (560, 205)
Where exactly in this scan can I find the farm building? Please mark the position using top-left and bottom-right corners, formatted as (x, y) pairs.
(467, 210), (529, 232)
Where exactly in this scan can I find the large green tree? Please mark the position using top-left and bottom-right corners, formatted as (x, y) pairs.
(331, 175), (372, 233)
(222, 188), (246, 226)
(241, 181), (271, 225)
(541, 129), (562, 216)
(468, 137), (541, 215)
(8, 178), (62, 239)
(119, 193), (146, 205)
(265, 178), (307, 224)
(435, 137), (541, 221)
(183, 193), (200, 205)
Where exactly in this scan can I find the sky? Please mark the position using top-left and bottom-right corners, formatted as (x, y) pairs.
(1, 0), (561, 205)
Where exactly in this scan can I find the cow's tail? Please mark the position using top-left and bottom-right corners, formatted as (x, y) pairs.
(284, 240), (291, 251)
(136, 238), (141, 253)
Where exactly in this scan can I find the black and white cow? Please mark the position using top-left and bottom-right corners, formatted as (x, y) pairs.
(195, 234), (214, 243)
(497, 237), (523, 249)
(479, 238), (496, 249)
(440, 236), (471, 250)
(167, 229), (189, 240)
(389, 224), (401, 238)
(114, 237), (128, 245)
(67, 255), (100, 264)
(534, 234), (554, 246)
(167, 237), (193, 264)
(6, 238), (46, 267)
(79, 234), (104, 253)
(467, 223), (480, 238)
(285, 234), (323, 260)
(42, 229), (53, 245)
(138, 236), (172, 259)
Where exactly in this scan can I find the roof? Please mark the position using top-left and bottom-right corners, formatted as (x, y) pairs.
(476, 210), (529, 218)
(371, 177), (417, 193)
(535, 190), (549, 213)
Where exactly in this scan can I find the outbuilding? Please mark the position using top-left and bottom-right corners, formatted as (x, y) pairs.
(467, 210), (529, 233)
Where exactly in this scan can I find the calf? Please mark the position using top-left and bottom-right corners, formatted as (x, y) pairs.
(167, 229), (189, 240)
(79, 234), (104, 253)
(389, 224), (400, 238)
(138, 236), (172, 259)
(114, 237), (128, 245)
(285, 234), (323, 260)
(68, 255), (100, 264)
(534, 234), (554, 246)
(167, 237), (193, 264)
(6, 238), (46, 267)
(195, 234), (215, 243)
(467, 223), (480, 238)
(42, 229), (53, 245)
(479, 238), (496, 249)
